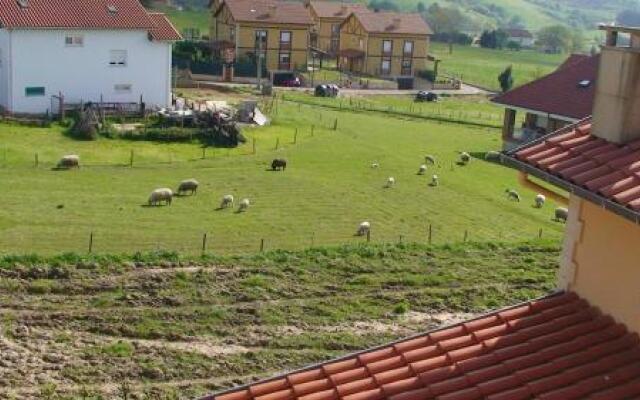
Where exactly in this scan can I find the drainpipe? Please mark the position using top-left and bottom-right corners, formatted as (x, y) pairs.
(518, 172), (569, 206)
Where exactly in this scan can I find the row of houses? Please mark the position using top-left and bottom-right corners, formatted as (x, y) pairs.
(208, 0), (433, 83)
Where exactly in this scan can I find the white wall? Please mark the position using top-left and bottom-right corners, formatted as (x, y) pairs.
(0, 29), (10, 111)
(6, 29), (172, 114)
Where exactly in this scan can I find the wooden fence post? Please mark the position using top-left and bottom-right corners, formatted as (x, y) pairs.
(464, 230), (468, 242)
(294, 128), (298, 144)
(366, 230), (371, 242)
(34, 153), (38, 168)
(428, 224), (432, 244)
(89, 232), (94, 253)
(538, 228), (543, 239)
(202, 147), (206, 160)
(275, 138), (280, 150)
(333, 118), (338, 131)
(129, 150), (134, 167)
(202, 233), (207, 256)
(260, 238), (265, 252)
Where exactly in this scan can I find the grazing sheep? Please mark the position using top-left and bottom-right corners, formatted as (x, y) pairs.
(220, 194), (234, 209)
(271, 158), (287, 171)
(371, 162), (380, 169)
(555, 207), (569, 222)
(425, 155), (436, 165)
(238, 198), (250, 212)
(484, 151), (501, 162)
(386, 177), (396, 188)
(430, 175), (439, 187)
(357, 221), (371, 236)
(534, 194), (546, 208)
(418, 164), (427, 175)
(505, 189), (521, 202)
(460, 152), (471, 164)
(177, 179), (199, 196)
(57, 154), (80, 169)
(148, 188), (173, 206)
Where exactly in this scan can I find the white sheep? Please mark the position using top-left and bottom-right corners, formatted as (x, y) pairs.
(534, 194), (546, 208)
(555, 207), (569, 222)
(430, 175), (439, 187)
(505, 189), (521, 202)
(460, 152), (471, 164)
(371, 162), (380, 169)
(238, 198), (250, 212)
(357, 221), (371, 236)
(425, 155), (436, 165)
(220, 194), (234, 209)
(57, 154), (80, 169)
(148, 188), (173, 206)
(485, 151), (501, 162)
(177, 179), (199, 196)
(386, 177), (396, 188)
(418, 164), (427, 175)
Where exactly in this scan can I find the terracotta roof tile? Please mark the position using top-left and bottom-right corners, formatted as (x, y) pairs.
(348, 11), (432, 35)
(514, 121), (640, 212)
(220, 0), (313, 25)
(492, 55), (598, 120)
(308, 1), (369, 19)
(202, 292), (640, 400)
(147, 12), (182, 41)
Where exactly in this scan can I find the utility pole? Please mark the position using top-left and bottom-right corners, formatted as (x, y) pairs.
(256, 32), (264, 91)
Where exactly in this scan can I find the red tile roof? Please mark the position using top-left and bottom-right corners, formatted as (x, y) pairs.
(148, 12), (182, 41)
(504, 29), (533, 39)
(309, 1), (369, 19)
(202, 292), (640, 400)
(492, 55), (598, 120)
(0, 0), (155, 29)
(219, 0), (314, 26)
(514, 121), (640, 212)
(349, 11), (432, 36)
(0, 0), (180, 41)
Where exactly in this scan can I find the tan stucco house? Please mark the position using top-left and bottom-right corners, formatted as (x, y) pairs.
(211, 0), (313, 75)
(306, 1), (369, 56)
(338, 11), (432, 82)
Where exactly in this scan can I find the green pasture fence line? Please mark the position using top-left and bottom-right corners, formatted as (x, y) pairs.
(6, 225), (560, 256)
(278, 96), (502, 130)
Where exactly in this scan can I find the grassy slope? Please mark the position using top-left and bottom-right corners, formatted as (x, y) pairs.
(161, 7), (209, 33)
(0, 95), (565, 255)
(0, 241), (559, 399)
(431, 42), (567, 91)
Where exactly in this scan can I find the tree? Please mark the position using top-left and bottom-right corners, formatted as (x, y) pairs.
(498, 66), (514, 93)
(416, 1), (426, 13)
(479, 29), (508, 49)
(368, 0), (398, 11)
(536, 25), (572, 53)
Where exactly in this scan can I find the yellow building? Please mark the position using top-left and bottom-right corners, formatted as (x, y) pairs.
(338, 11), (432, 80)
(211, 0), (313, 74)
(505, 24), (640, 333)
(307, 1), (368, 55)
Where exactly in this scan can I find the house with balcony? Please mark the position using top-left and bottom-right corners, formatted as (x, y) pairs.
(492, 54), (599, 150)
(307, 1), (368, 56)
(0, 0), (181, 115)
(338, 11), (432, 87)
(200, 26), (640, 400)
(211, 0), (313, 78)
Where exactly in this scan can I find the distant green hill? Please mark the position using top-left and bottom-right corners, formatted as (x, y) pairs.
(163, 0), (638, 33)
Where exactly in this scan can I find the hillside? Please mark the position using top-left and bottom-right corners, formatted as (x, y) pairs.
(163, 0), (638, 33)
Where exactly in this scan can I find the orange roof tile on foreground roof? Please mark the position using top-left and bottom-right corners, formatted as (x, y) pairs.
(513, 121), (640, 212)
(221, 0), (314, 25)
(309, 1), (369, 19)
(202, 292), (640, 400)
(147, 12), (182, 41)
(350, 11), (432, 36)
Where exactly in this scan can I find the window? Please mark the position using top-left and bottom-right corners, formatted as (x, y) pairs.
(65, 35), (84, 47)
(114, 84), (132, 93)
(109, 50), (127, 66)
(401, 59), (412, 75)
(381, 59), (391, 75)
(403, 41), (413, 56)
(382, 40), (392, 55)
(25, 87), (45, 97)
(359, 39), (364, 50)
(229, 26), (236, 42)
(331, 24), (340, 36)
(278, 52), (291, 70)
(255, 30), (268, 50)
(280, 31), (292, 50)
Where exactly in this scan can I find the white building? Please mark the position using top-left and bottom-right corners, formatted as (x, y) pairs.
(504, 28), (534, 48)
(0, 0), (181, 115)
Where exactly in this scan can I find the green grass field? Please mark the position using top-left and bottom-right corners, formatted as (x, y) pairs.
(431, 43), (567, 91)
(0, 93), (564, 256)
(161, 7), (209, 34)
(0, 241), (559, 399)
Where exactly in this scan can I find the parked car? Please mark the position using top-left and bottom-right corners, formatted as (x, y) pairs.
(416, 91), (438, 102)
(281, 77), (302, 87)
(273, 72), (302, 87)
(315, 84), (339, 98)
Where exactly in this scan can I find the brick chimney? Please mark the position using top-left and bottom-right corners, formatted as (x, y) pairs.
(591, 25), (640, 144)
